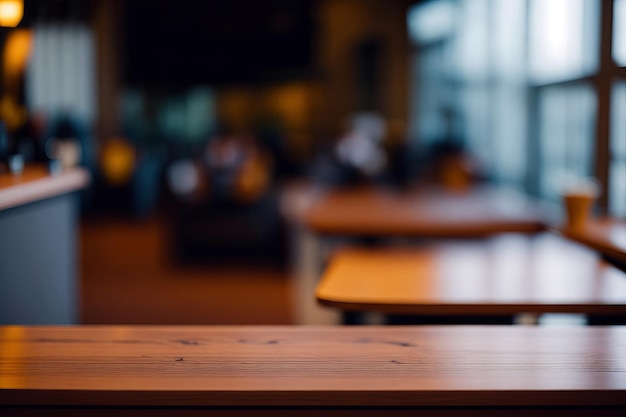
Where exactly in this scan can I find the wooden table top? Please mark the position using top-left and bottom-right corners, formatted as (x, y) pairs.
(316, 233), (626, 315)
(1, 325), (625, 408)
(301, 185), (547, 237)
(561, 218), (626, 266)
(0, 165), (89, 211)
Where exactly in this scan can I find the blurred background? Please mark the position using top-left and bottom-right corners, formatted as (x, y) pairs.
(0, 0), (624, 324)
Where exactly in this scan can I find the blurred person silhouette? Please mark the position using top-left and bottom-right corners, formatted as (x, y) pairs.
(45, 113), (94, 174)
(311, 112), (387, 187)
(165, 123), (282, 262)
(421, 107), (488, 191)
(204, 126), (273, 204)
(42, 113), (96, 210)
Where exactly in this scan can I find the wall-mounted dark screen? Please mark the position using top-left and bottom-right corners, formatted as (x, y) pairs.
(124, 0), (315, 86)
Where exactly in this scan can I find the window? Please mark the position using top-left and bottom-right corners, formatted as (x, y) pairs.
(408, 0), (625, 215)
(614, 0), (626, 66)
(536, 84), (596, 200)
(528, 0), (599, 83)
(408, 0), (527, 185)
(529, 0), (600, 202)
(26, 24), (95, 122)
(610, 81), (626, 216)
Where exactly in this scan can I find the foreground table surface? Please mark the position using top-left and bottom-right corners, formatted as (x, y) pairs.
(302, 185), (547, 237)
(316, 233), (626, 316)
(1, 325), (626, 412)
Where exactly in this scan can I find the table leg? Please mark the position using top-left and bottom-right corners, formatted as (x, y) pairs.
(290, 226), (340, 324)
(385, 315), (516, 325)
(514, 313), (540, 325)
(342, 311), (368, 325)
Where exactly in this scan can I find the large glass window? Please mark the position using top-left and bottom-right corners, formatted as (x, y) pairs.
(530, 0), (600, 200)
(614, 0), (626, 67)
(610, 81), (626, 216)
(408, 0), (528, 185)
(407, 0), (457, 145)
(410, 0), (626, 217)
(453, 0), (489, 82)
(410, 44), (451, 144)
(489, 0), (527, 184)
(407, 0), (456, 44)
(408, 0), (622, 212)
(536, 84), (597, 200)
(528, 0), (599, 83)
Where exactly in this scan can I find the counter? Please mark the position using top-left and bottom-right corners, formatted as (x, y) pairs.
(0, 165), (89, 324)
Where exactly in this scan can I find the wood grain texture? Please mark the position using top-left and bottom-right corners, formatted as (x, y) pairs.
(301, 185), (547, 237)
(0, 165), (90, 211)
(2, 409), (625, 417)
(1, 325), (626, 408)
(561, 218), (626, 266)
(316, 233), (626, 315)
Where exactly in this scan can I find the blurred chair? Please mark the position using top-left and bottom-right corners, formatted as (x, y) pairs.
(164, 132), (284, 264)
(426, 141), (489, 191)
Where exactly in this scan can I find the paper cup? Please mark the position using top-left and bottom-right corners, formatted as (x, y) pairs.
(561, 177), (599, 230)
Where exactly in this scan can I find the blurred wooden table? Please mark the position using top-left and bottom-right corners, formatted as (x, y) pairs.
(281, 183), (548, 324)
(303, 185), (547, 237)
(1, 325), (625, 415)
(316, 233), (626, 323)
(560, 218), (626, 268)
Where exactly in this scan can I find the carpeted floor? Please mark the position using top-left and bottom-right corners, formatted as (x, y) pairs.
(79, 216), (293, 324)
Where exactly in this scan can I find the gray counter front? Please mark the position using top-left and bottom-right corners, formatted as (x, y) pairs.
(0, 166), (89, 324)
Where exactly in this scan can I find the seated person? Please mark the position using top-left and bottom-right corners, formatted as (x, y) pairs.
(204, 131), (273, 204)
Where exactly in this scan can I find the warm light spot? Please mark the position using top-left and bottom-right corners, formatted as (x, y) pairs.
(0, 326), (25, 388)
(3, 29), (32, 76)
(1, 29), (31, 130)
(100, 138), (136, 186)
(0, 0), (24, 28)
(218, 89), (253, 131)
(0, 95), (27, 131)
(234, 154), (271, 202)
(266, 83), (309, 128)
